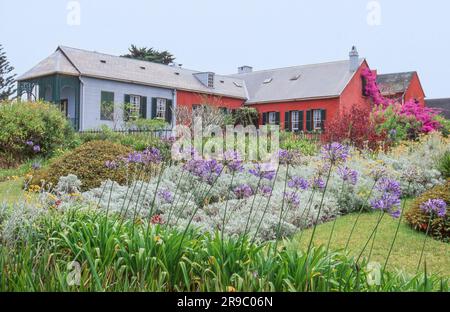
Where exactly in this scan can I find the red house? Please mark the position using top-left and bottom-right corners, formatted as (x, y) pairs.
(230, 46), (372, 132)
(377, 71), (426, 107)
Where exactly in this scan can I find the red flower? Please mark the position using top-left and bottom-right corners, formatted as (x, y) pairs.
(55, 200), (62, 206)
(150, 214), (164, 225)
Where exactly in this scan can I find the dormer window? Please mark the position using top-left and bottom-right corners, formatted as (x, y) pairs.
(207, 73), (214, 88)
(193, 72), (215, 89)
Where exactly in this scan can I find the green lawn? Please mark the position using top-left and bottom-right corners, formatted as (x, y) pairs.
(0, 179), (25, 204)
(290, 207), (450, 277)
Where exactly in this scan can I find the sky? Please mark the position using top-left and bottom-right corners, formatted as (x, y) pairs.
(1, 0), (449, 98)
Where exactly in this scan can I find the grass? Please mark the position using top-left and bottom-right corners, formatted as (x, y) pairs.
(290, 204), (450, 277)
(0, 178), (24, 204)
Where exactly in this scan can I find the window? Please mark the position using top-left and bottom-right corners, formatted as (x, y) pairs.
(129, 95), (141, 116)
(268, 112), (277, 125)
(313, 110), (322, 130)
(156, 98), (167, 119)
(291, 111), (300, 131)
(207, 73), (214, 88)
(100, 91), (114, 121)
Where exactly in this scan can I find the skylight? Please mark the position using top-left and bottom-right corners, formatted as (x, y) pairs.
(290, 74), (301, 81)
(233, 81), (243, 88)
(263, 78), (273, 84)
(100, 60), (106, 64)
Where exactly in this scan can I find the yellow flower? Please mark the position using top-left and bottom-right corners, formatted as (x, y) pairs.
(227, 286), (236, 292)
(208, 256), (216, 266)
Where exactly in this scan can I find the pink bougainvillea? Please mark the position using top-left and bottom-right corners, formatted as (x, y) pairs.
(361, 69), (441, 133)
(400, 100), (441, 133)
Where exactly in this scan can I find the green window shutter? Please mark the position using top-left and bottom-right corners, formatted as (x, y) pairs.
(140, 96), (147, 119)
(124, 94), (131, 121)
(151, 98), (157, 119)
(285, 111), (291, 131)
(306, 110), (312, 132)
(321, 109), (327, 131)
(262, 112), (267, 125)
(275, 112), (280, 125)
(299, 111), (304, 132)
(165, 99), (173, 124)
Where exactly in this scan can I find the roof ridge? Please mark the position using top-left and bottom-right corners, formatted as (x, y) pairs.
(378, 71), (416, 76)
(58, 45), (245, 81)
(232, 58), (364, 76)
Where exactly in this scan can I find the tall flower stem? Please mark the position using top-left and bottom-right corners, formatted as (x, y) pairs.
(273, 164), (290, 253)
(145, 164), (166, 241)
(382, 183), (411, 278)
(416, 214), (433, 273)
(250, 166), (281, 245)
(238, 176), (263, 258)
(296, 190), (316, 244)
(221, 171), (236, 257)
(306, 165), (333, 256)
(344, 182), (376, 251)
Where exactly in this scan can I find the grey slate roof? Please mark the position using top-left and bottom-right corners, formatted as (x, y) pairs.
(426, 98), (450, 119)
(17, 49), (80, 80)
(230, 59), (365, 104)
(377, 72), (415, 95)
(18, 46), (248, 99)
(18, 46), (366, 103)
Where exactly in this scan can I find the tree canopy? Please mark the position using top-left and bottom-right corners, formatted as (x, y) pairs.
(0, 44), (17, 101)
(122, 45), (175, 65)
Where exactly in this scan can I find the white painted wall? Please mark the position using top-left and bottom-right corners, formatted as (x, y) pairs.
(80, 77), (175, 130)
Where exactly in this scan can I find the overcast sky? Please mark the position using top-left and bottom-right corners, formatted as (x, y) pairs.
(1, 0), (449, 98)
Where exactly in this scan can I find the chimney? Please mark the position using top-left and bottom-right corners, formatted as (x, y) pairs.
(238, 65), (253, 74)
(349, 46), (359, 72)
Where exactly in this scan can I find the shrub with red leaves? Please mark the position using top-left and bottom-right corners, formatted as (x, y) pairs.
(324, 105), (387, 151)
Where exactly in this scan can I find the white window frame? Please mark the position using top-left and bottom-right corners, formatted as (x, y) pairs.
(291, 111), (300, 131)
(156, 98), (167, 119)
(268, 112), (277, 125)
(313, 109), (322, 130)
(129, 95), (141, 116)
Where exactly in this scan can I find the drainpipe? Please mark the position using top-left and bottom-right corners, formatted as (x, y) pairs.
(79, 77), (86, 131)
(172, 89), (177, 130)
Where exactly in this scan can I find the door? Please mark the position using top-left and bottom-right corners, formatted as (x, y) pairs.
(60, 99), (68, 117)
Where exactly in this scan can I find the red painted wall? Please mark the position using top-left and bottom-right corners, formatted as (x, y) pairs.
(248, 97), (339, 131)
(339, 60), (372, 114)
(176, 90), (245, 110)
(404, 72), (426, 107)
(247, 61), (372, 131)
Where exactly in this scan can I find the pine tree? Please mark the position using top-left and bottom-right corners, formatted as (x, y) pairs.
(122, 44), (175, 65)
(0, 44), (16, 101)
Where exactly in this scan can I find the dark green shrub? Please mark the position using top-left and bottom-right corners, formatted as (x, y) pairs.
(233, 107), (259, 127)
(0, 101), (75, 167)
(30, 141), (133, 191)
(405, 182), (450, 242)
(280, 132), (319, 156)
(78, 127), (172, 162)
(437, 150), (450, 179)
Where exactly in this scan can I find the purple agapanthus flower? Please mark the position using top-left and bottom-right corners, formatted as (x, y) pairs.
(158, 189), (174, 204)
(105, 160), (118, 169)
(234, 184), (253, 199)
(279, 149), (294, 165)
(26, 140), (34, 146)
(312, 177), (326, 190)
(376, 177), (402, 198)
(284, 191), (300, 207)
(337, 166), (358, 185)
(370, 193), (401, 218)
(260, 185), (273, 197)
(125, 151), (143, 164)
(321, 142), (350, 164)
(420, 199), (447, 218)
(32, 162), (41, 170)
(33, 145), (41, 153)
(143, 147), (162, 164)
(288, 176), (309, 191)
(184, 158), (223, 184)
(249, 164), (276, 181)
(223, 150), (244, 173)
